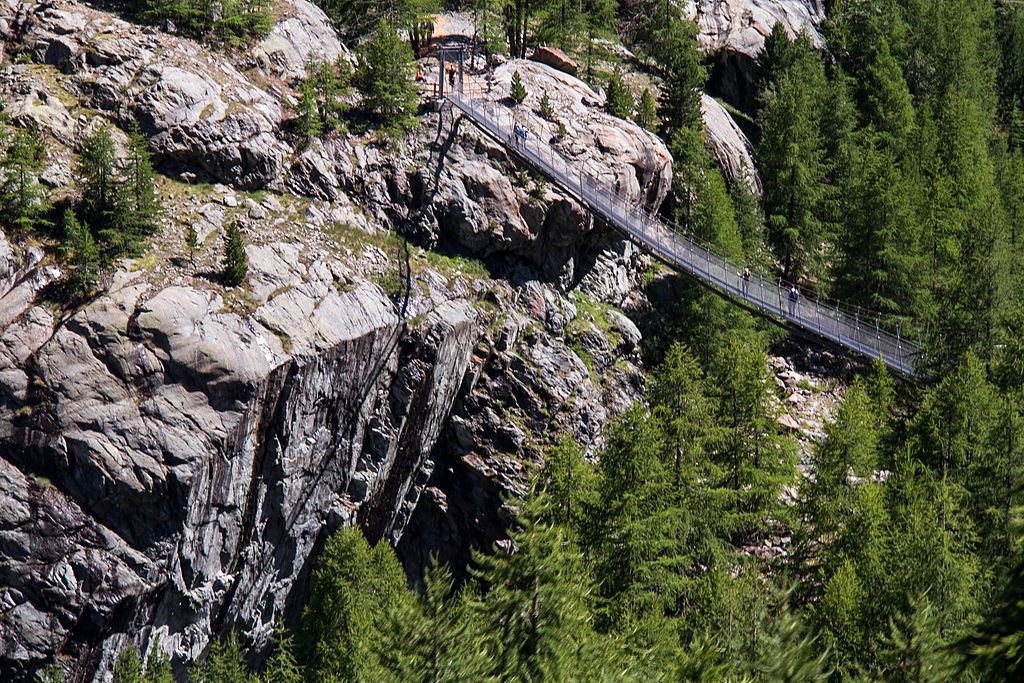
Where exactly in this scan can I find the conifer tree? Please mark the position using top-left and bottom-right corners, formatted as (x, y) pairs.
(1, 126), (49, 233)
(604, 69), (633, 119)
(63, 209), (100, 296)
(538, 90), (555, 121)
(635, 89), (657, 131)
(112, 648), (144, 683)
(185, 224), (198, 269)
(113, 121), (161, 254)
(357, 20), (418, 132)
(538, 436), (598, 541)
(756, 21), (794, 103)
(510, 70), (528, 105)
(143, 643), (173, 683)
(755, 607), (832, 682)
(757, 37), (830, 279)
(834, 131), (922, 320)
(221, 221), (248, 287)
(263, 626), (302, 683)
(657, 17), (705, 138)
(189, 632), (254, 683)
(299, 527), (409, 682)
(76, 126), (117, 230)
(710, 335), (797, 537)
(671, 121), (744, 259)
(295, 81), (324, 139)
(470, 493), (601, 682)
(375, 562), (490, 682)
(959, 518), (1024, 680)
(864, 38), (917, 153)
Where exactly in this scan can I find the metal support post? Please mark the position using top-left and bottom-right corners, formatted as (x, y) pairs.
(897, 323), (903, 372)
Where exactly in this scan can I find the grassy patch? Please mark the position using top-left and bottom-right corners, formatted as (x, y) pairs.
(420, 250), (489, 279)
(132, 251), (160, 272)
(221, 289), (261, 317)
(568, 291), (621, 344)
(374, 267), (406, 299)
(327, 221), (404, 253)
(570, 340), (596, 374)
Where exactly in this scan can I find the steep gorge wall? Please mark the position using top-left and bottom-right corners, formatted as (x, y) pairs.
(0, 234), (481, 679)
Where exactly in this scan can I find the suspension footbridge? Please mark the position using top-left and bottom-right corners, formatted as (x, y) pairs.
(446, 92), (920, 377)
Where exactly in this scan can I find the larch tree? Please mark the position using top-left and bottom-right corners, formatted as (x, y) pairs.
(0, 126), (49, 233)
(357, 20), (418, 132)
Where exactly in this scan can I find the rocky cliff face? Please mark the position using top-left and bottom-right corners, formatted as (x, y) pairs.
(0, 2), (664, 679)
(688, 0), (825, 109)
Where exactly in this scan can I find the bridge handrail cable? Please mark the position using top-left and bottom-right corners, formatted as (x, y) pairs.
(447, 93), (918, 376)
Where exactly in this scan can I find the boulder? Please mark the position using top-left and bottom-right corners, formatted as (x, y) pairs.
(701, 94), (761, 194)
(687, 0), (825, 58)
(17, 3), (287, 189)
(255, 0), (349, 80)
(689, 0), (825, 109)
(529, 46), (579, 76)
(0, 240), (482, 680)
(426, 60), (672, 283)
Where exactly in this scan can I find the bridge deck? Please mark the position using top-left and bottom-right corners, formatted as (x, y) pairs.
(447, 93), (919, 376)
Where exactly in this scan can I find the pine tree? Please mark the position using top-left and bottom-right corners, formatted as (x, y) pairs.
(185, 224), (198, 269)
(375, 562), (491, 682)
(471, 0), (506, 57)
(221, 221), (248, 287)
(754, 607), (832, 682)
(510, 69), (528, 105)
(189, 632), (254, 683)
(709, 334), (797, 538)
(263, 626), (302, 683)
(299, 527), (409, 683)
(877, 596), (957, 683)
(470, 493), (601, 682)
(63, 209), (100, 296)
(538, 90), (555, 121)
(604, 69), (633, 119)
(76, 125), (117, 230)
(113, 120), (161, 254)
(834, 131), (922, 321)
(757, 37), (830, 279)
(756, 21), (794, 104)
(670, 126), (743, 257)
(294, 80), (324, 139)
(37, 665), (65, 682)
(657, 17), (706, 137)
(356, 20), (418, 132)
(960, 518), (1024, 680)
(143, 643), (173, 683)
(538, 436), (598, 542)
(864, 38), (917, 153)
(113, 648), (144, 683)
(0, 125), (49, 233)
(635, 89), (657, 131)
(304, 57), (353, 133)
(794, 380), (883, 577)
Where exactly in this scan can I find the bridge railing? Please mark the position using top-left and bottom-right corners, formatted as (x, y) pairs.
(447, 93), (918, 376)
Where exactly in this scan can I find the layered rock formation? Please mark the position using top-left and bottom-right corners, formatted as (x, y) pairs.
(701, 93), (761, 194)
(0, 0), (820, 677)
(0, 3), (663, 679)
(688, 0), (826, 110)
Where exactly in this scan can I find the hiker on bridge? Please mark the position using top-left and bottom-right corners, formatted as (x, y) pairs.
(788, 285), (800, 317)
(448, 65), (457, 91)
(513, 122), (528, 147)
(741, 267), (751, 295)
